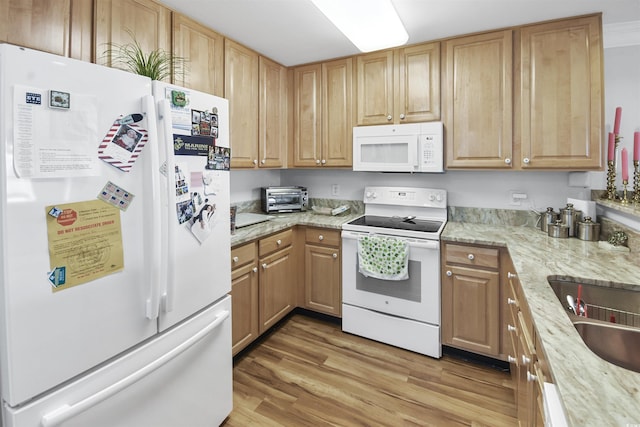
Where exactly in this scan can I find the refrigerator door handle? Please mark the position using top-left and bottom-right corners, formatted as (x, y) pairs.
(40, 309), (230, 427)
(157, 98), (176, 313)
(143, 94), (162, 320)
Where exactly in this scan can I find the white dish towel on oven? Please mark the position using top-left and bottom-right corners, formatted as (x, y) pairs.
(357, 234), (409, 280)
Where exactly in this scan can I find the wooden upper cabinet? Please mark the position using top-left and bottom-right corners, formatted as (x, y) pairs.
(395, 43), (441, 123)
(292, 58), (353, 167)
(356, 42), (440, 125)
(517, 15), (603, 170)
(172, 13), (223, 96)
(0, 0), (69, 55)
(95, 0), (171, 74)
(357, 49), (394, 125)
(225, 39), (259, 168)
(443, 30), (513, 169)
(259, 56), (287, 168)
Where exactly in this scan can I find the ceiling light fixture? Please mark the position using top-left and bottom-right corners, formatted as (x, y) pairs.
(310, 0), (409, 52)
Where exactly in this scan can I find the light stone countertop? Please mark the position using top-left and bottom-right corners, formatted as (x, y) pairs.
(231, 214), (640, 426)
(230, 210), (361, 247)
(442, 222), (640, 427)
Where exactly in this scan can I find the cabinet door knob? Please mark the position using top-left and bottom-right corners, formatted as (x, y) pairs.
(521, 354), (531, 365)
(332, 253), (337, 258)
(507, 272), (517, 279)
(504, 158), (511, 164)
(321, 159), (326, 164)
(276, 239), (282, 245)
(386, 115), (392, 121)
(507, 355), (517, 364)
(507, 297), (517, 306)
(315, 159), (321, 164)
(252, 267), (258, 273)
(467, 253), (475, 260)
(262, 263), (267, 270)
(232, 256), (239, 263)
(253, 159), (258, 165)
(527, 371), (538, 382)
(523, 157), (530, 164)
(318, 235), (324, 241)
(446, 270), (452, 276)
(507, 324), (517, 333)
(399, 113), (405, 120)
(261, 159), (266, 164)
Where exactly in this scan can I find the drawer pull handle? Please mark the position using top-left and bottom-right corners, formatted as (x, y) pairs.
(467, 253), (475, 260)
(276, 239), (282, 245)
(262, 263), (267, 270)
(507, 324), (517, 333)
(318, 235), (324, 241)
(507, 272), (517, 279)
(332, 253), (337, 258)
(446, 270), (452, 277)
(522, 355), (531, 365)
(232, 256), (239, 263)
(527, 371), (537, 382)
(507, 355), (517, 364)
(252, 267), (258, 273)
(507, 297), (516, 305)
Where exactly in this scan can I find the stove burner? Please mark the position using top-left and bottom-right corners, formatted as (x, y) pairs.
(347, 215), (443, 233)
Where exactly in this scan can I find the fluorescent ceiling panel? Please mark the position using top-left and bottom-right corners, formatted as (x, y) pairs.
(311, 0), (409, 52)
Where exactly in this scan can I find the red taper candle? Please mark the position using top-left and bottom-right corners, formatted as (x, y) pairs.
(608, 132), (615, 162)
(614, 107), (622, 135)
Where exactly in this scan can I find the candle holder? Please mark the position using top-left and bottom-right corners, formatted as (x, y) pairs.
(621, 179), (630, 205)
(604, 160), (617, 200)
(634, 160), (639, 204)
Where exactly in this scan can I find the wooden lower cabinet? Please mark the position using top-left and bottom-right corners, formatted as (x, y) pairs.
(304, 227), (341, 316)
(505, 258), (548, 427)
(259, 245), (295, 333)
(442, 243), (501, 357)
(230, 242), (259, 355)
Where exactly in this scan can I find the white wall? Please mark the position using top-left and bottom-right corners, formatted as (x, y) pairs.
(230, 27), (640, 221)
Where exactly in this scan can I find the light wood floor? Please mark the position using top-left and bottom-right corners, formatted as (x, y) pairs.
(222, 313), (517, 427)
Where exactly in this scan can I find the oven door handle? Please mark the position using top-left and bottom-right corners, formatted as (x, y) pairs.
(341, 231), (439, 250)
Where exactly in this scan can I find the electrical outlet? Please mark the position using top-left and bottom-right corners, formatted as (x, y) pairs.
(331, 184), (340, 196)
(509, 191), (528, 206)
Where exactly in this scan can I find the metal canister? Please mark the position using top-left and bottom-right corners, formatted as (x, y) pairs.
(577, 216), (601, 241)
(559, 203), (582, 237)
(548, 220), (569, 238)
(540, 207), (559, 233)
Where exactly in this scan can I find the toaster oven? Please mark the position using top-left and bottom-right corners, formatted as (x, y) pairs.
(261, 186), (308, 213)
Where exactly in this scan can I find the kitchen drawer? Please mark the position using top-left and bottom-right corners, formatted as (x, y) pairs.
(445, 244), (499, 270)
(305, 227), (340, 247)
(231, 242), (257, 270)
(259, 229), (293, 257)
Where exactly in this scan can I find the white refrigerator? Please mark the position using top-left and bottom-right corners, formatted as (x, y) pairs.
(0, 44), (232, 426)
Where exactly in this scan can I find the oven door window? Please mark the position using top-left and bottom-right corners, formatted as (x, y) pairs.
(355, 258), (421, 302)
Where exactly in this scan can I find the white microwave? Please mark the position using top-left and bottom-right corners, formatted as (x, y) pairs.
(352, 122), (444, 173)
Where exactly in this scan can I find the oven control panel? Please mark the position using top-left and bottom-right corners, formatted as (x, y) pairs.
(363, 186), (447, 209)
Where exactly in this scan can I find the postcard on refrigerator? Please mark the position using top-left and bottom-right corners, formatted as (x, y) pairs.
(97, 116), (148, 172)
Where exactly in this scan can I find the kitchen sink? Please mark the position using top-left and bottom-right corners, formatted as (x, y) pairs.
(548, 278), (640, 373)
